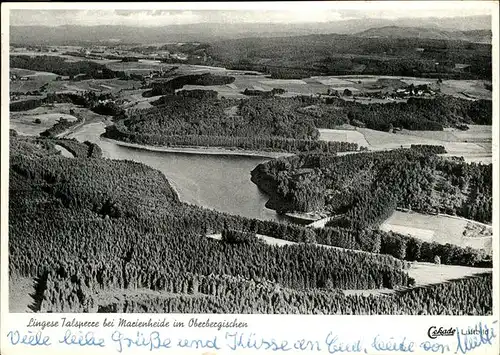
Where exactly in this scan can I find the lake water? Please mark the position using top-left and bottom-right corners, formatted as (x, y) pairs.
(68, 123), (281, 221)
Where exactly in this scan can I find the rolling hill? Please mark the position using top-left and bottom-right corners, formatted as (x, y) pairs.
(356, 26), (491, 44)
(207, 33), (492, 79)
(9, 15), (491, 45)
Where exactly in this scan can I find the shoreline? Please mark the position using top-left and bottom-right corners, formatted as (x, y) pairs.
(102, 137), (294, 159)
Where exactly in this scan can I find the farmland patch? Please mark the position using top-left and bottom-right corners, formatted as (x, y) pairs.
(440, 80), (492, 100)
(318, 128), (370, 148)
(406, 262), (492, 287)
(312, 76), (354, 86)
(10, 112), (78, 136)
(380, 211), (492, 253)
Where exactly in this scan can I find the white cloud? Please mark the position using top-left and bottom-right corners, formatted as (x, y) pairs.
(8, 3), (493, 27)
(10, 10), (205, 27)
(10, 9), (347, 26)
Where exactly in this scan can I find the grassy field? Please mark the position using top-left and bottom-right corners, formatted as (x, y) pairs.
(11, 68), (59, 78)
(10, 76), (56, 93)
(318, 128), (370, 148)
(343, 97), (408, 104)
(356, 127), (492, 163)
(121, 89), (170, 109)
(149, 70), (491, 101)
(180, 84), (248, 98)
(317, 124), (491, 163)
(11, 74), (141, 95)
(452, 125), (493, 141)
(380, 211), (492, 253)
(9, 277), (35, 313)
(312, 77), (355, 86)
(406, 262), (492, 287)
(360, 127), (442, 148)
(10, 103), (108, 137)
(180, 74), (330, 97)
(400, 125), (492, 143)
(10, 107), (78, 136)
(11, 54), (492, 102)
(441, 80), (492, 100)
(105, 60), (171, 73)
(345, 263), (492, 297)
(336, 75), (491, 100)
(207, 233), (297, 247)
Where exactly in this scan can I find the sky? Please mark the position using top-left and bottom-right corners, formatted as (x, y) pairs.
(8, 2), (494, 27)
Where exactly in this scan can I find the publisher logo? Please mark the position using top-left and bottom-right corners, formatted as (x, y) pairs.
(428, 326), (456, 339)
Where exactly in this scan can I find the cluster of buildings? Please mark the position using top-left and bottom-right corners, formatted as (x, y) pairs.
(74, 46), (193, 62)
(326, 84), (439, 101)
(393, 84), (438, 98)
(144, 67), (174, 79)
(10, 73), (31, 81)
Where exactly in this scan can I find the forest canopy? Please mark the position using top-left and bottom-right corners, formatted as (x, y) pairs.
(104, 93), (489, 154)
(104, 95), (359, 153)
(9, 133), (491, 314)
(10, 55), (124, 79)
(208, 34), (492, 80)
(251, 149), (492, 225)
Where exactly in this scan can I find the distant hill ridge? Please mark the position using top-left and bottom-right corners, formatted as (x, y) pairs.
(9, 15), (491, 45)
(356, 26), (491, 43)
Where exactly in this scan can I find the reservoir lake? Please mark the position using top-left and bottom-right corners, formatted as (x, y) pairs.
(68, 122), (281, 221)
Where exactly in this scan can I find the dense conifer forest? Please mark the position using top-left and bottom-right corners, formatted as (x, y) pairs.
(209, 34), (492, 79)
(251, 149), (492, 224)
(10, 55), (124, 79)
(104, 90), (490, 154)
(10, 91), (125, 118)
(313, 96), (492, 130)
(142, 73), (236, 97)
(9, 134), (492, 314)
(103, 95), (359, 153)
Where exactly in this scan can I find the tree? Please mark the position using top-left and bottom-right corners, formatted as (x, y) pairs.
(302, 229), (317, 243)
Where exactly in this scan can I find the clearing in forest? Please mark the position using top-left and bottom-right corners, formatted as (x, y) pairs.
(380, 211), (492, 253)
(318, 128), (370, 148)
(10, 112), (78, 136)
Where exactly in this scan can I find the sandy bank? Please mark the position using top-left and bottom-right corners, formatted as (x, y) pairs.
(103, 137), (294, 159)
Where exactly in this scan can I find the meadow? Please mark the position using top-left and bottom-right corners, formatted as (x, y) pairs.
(318, 128), (370, 148)
(10, 53), (492, 103)
(380, 211), (492, 253)
(318, 124), (492, 164)
(10, 105), (78, 136)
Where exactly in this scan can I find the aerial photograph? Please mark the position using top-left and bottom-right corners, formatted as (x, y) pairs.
(7, 5), (494, 314)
